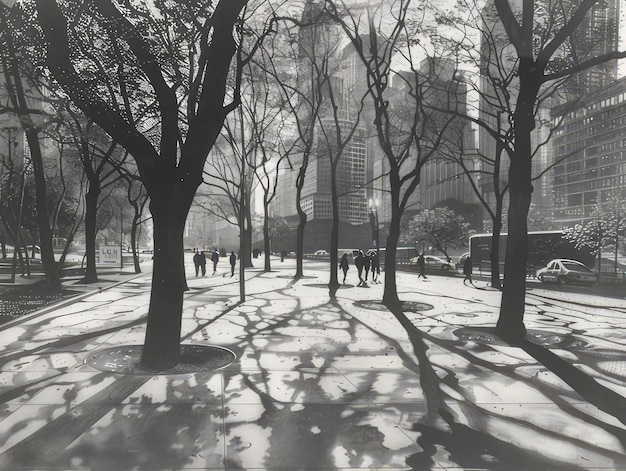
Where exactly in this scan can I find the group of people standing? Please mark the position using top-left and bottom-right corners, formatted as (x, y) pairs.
(193, 249), (238, 277)
(340, 249), (380, 287)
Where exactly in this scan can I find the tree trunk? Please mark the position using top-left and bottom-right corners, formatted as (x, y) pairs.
(496, 186), (530, 341)
(131, 210), (141, 273)
(328, 217), (340, 297)
(26, 128), (61, 290)
(238, 182), (246, 303)
(263, 201), (271, 272)
(490, 215), (503, 289)
(243, 211), (253, 269)
(295, 167), (307, 279)
(328, 163), (340, 298)
(81, 185), (100, 283)
(490, 131), (505, 289)
(140, 198), (188, 370)
(496, 58), (539, 342)
(382, 205), (402, 309)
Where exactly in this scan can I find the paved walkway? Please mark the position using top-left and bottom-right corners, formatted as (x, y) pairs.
(1, 256), (626, 470)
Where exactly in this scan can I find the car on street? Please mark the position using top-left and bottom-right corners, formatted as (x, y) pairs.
(536, 259), (598, 286)
(314, 249), (328, 256)
(409, 254), (454, 270)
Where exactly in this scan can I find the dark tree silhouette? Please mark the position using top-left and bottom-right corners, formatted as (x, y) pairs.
(32, 0), (250, 369)
(492, 0), (626, 341)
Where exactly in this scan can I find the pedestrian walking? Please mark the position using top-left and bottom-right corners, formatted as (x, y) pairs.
(371, 252), (380, 283)
(354, 249), (366, 286)
(339, 253), (350, 284)
(193, 250), (201, 277)
(211, 249), (220, 275)
(199, 251), (207, 276)
(363, 251), (371, 282)
(463, 255), (473, 286)
(417, 252), (427, 279)
(229, 251), (237, 277)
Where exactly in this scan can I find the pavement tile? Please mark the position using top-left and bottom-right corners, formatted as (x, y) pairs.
(223, 403), (420, 469)
(0, 403), (225, 470)
(120, 372), (224, 405)
(0, 370), (113, 405)
(222, 370), (364, 405)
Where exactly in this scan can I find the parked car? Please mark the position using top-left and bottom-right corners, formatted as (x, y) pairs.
(409, 255), (454, 270)
(536, 259), (598, 286)
(314, 249), (328, 256)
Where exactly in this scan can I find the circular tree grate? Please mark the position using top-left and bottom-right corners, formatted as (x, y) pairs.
(354, 300), (434, 312)
(453, 327), (588, 348)
(85, 344), (236, 375)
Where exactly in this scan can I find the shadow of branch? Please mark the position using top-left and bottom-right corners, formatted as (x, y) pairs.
(519, 339), (626, 426)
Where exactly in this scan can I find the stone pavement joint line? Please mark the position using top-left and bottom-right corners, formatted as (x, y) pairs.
(1, 256), (626, 470)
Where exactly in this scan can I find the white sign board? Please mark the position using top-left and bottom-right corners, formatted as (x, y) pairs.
(100, 246), (121, 264)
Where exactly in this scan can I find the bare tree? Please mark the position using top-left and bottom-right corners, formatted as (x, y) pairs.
(325, 0), (462, 307)
(1, 4), (60, 289)
(265, 9), (328, 280)
(490, 0), (626, 341)
(31, 0), (251, 369)
(56, 104), (127, 283)
(430, 0), (579, 289)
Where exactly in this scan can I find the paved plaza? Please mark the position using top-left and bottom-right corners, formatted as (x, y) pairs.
(1, 255), (626, 470)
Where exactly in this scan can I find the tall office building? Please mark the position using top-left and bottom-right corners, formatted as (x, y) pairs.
(416, 57), (481, 227)
(475, 0), (614, 228)
(570, 0), (621, 93)
(551, 77), (626, 226)
(271, 0), (369, 225)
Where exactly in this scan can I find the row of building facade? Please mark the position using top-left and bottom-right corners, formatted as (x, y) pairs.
(262, 0), (626, 248)
(1, 0), (625, 253)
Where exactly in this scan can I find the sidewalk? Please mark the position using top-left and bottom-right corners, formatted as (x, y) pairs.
(1, 256), (626, 470)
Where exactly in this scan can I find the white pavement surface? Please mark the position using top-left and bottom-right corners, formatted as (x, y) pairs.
(1, 255), (626, 470)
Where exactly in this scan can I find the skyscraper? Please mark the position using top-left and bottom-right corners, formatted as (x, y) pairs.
(551, 77), (626, 226)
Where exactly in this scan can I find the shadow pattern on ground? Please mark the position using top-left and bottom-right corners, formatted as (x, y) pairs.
(1, 272), (626, 469)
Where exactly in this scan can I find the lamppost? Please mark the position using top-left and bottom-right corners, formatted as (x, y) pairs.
(368, 198), (379, 258)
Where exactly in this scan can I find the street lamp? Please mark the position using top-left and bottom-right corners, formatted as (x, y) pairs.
(368, 197), (379, 258)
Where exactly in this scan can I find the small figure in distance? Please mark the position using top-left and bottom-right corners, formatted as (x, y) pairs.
(339, 253), (350, 284)
(371, 251), (380, 283)
(193, 250), (201, 277)
(463, 255), (474, 286)
(363, 251), (371, 282)
(211, 249), (220, 275)
(199, 251), (207, 276)
(354, 249), (366, 286)
(229, 251), (237, 277)
(417, 252), (427, 279)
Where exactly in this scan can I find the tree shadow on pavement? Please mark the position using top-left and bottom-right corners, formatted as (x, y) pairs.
(519, 338), (626, 425)
(384, 304), (626, 470)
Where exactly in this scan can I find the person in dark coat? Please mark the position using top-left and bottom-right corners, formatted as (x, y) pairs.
(193, 250), (201, 277)
(417, 252), (427, 279)
(198, 251), (207, 276)
(339, 253), (350, 284)
(354, 250), (366, 286)
(463, 255), (473, 286)
(371, 252), (380, 283)
(363, 252), (371, 282)
(229, 251), (237, 277)
(211, 249), (220, 275)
